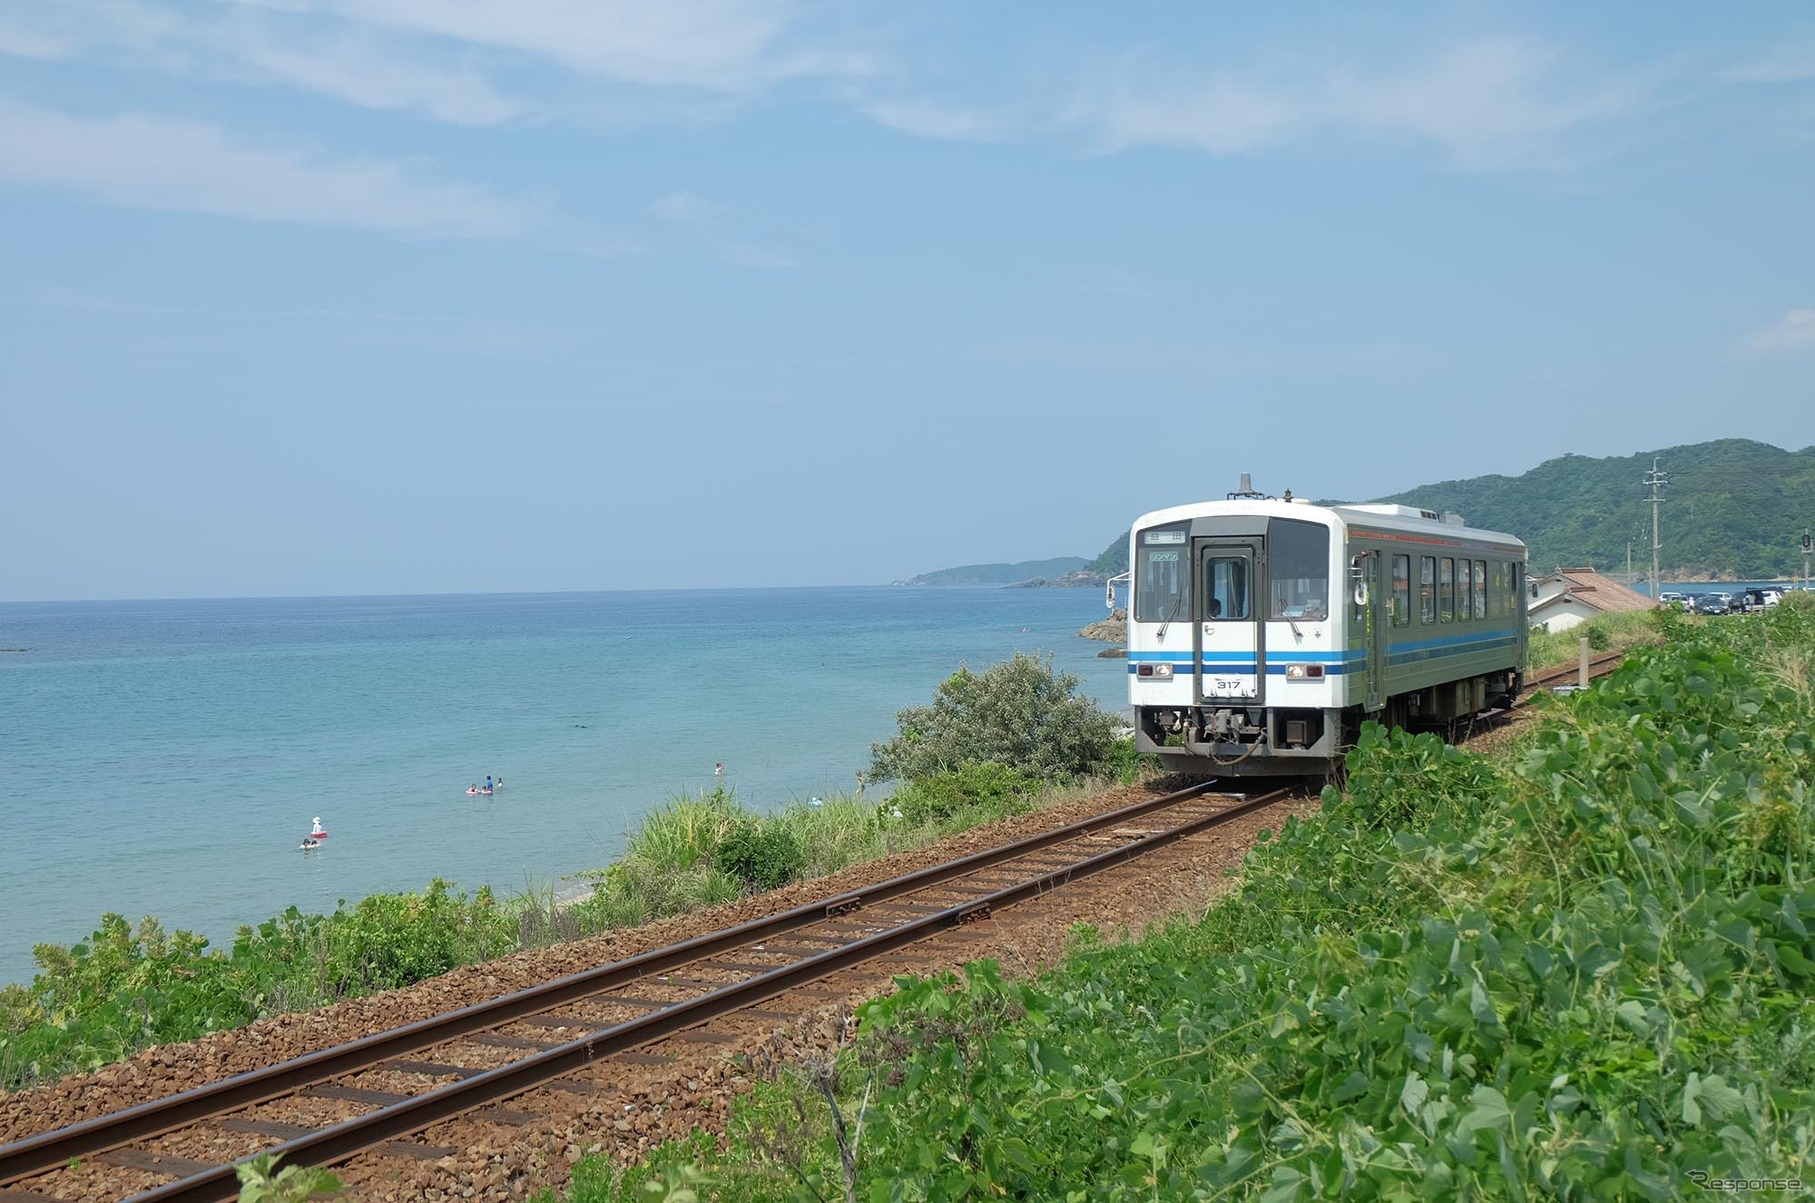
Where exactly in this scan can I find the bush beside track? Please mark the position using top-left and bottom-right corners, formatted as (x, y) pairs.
(561, 604), (1815, 1200)
(0, 653), (1140, 1092)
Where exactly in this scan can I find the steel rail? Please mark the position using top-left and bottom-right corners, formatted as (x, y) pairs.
(0, 778), (1234, 1186)
(1525, 650), (1626, 692)
(121, 787), (1289, 1203)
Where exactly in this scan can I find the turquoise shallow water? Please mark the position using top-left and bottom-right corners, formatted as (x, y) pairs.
(0, 587), (1128, 988)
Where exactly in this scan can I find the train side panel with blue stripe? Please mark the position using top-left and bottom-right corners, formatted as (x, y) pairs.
(1126, 494), (1528, 776)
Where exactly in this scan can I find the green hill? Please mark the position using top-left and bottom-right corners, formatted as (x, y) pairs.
(894, 557), (1088, 586)
(1381, 439), (1815, 580)
(1085, 535), (1127, 579)
(1076, 439), (1815, 583)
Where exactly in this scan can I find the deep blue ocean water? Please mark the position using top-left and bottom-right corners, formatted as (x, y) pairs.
(0, 588), (1129, 989)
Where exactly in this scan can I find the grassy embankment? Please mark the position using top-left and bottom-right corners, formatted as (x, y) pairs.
(0, 656), (1143, 1093)
(1527, 607), (1662, 670)
(0, 618), (1703, 1102)
(553, 599), (1815, 1200)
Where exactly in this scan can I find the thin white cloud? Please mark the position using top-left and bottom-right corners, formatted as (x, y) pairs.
(721, 242), (796, 269)
(649, 191), (725, 226)
(1095, 270), (1153, 300)
(1332, 39), (1631, 171)
(1721, 46), (1815, 85)
(0, 1), (530, 125)
(34, 285), (179, 314)
(863, 98), (1013, 142)
(1081, 68), (1301, 156)
(646, 192), (797, 267)
(0, 0), (874, 129)
(289, 0), (862, 91)
(0, 18), (70, 58)
(27, 287), (580, 353)
(2, 4), (1795, 181)
(1079, 37), (1636, 171)
(0, 99), (537, 237)
(969, 332), (1442, 382)
(1747, 309), (1815, 353)
(210, 26), (529, 125)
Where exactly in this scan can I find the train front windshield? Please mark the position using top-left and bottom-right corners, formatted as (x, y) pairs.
(1135, 528), (1188, 621)
(1136, 519), (1330, 622)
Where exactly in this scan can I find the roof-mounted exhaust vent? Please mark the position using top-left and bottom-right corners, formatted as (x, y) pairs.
(1227, 473), (1270, 501)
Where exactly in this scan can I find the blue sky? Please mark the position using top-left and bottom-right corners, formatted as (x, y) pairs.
(3, 2), (1813, 601)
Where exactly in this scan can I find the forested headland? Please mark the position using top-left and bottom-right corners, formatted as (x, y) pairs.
(1066, 438), (1815, 584)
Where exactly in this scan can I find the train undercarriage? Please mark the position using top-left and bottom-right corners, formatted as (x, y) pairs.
(1136, 669), (1522, 777)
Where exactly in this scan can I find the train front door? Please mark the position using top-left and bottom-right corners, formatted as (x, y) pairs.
(1194, 540), (1263, 707)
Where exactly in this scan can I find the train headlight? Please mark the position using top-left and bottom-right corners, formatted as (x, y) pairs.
(1135, 663), (1174, 679)
(1285, 664), (1325, 680)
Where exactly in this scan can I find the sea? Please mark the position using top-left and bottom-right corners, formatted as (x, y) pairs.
(0, 587), (1131, 990)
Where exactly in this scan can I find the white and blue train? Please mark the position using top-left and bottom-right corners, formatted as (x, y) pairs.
(1123, 482), (1529, 776)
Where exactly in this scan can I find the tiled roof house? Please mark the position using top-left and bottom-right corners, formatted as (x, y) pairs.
(1528, 567), (1655, 632)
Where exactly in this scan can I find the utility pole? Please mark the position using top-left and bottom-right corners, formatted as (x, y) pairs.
(1804, 529), (1812, 591)
(1644, 458), (1667, 601)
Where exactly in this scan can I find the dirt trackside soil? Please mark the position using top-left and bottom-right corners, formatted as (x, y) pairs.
(1, 779), (1318, 1201)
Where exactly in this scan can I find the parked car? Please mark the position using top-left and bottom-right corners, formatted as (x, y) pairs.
(1658, 591), (1686, 609)
(1695, 593), (1731, 615)
(1733, 588), (1786, 612)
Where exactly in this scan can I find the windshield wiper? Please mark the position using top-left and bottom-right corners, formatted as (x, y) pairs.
(1157, 592), (1184, 641)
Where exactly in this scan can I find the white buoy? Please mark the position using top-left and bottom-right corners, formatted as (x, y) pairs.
(310, 816), (329, 839)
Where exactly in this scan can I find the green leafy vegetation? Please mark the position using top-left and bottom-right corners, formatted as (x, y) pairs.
(1084, 532), (1128, 579)
(866, 652), (1120, 784)
(2, 656), (1149, 1092)
(1382, 437), (1815, 580)
(556, 604), (1815, 1200)
(714, 821), (808, 894)
(887, 762), (1039, 829)
(234, 1153), (342, 1202)
(1526, 607), (1664, 672)
(0, 879), (517, 1089)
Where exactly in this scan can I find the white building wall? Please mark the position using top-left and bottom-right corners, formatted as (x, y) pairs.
(1530, 595), (1597, 633)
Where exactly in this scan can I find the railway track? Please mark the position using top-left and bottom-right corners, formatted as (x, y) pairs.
(0, 652), (1632, 1201)
(0, 782), (1292, 1203)
(1524, 649), (1627, 693)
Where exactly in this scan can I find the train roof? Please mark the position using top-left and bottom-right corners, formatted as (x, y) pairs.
(1131, 497), (1526, 552)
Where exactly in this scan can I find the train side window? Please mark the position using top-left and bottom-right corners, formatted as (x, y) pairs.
(1420, 556), (1436, 624)
(1457, 560), (1471, 622)
(1439, 558), (1455, 623)
(1391, 554), (1410, 627)
(1473, 561), (1488, 619)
